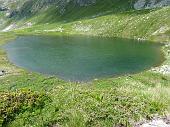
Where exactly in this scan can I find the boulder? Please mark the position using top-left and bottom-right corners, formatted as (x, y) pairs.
(0, 7), (8, 11)
(0, 70), (5, 76)
(134, 0), (170, 10)
(141, 120), (170, 127)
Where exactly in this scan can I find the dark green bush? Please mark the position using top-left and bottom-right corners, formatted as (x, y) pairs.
(0, 89), (50, 126)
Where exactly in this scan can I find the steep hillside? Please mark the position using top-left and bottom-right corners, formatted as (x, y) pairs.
(1, 0), (170, 19)
(0, 0), (169, 42)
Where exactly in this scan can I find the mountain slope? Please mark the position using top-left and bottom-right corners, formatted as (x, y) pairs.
(17, 6), (168, 42)
(0, 1), (170, 127)
(0, 0), (169, 21)
(0, 0), (169, 43)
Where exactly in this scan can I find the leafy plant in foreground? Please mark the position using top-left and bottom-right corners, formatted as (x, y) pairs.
(0, 89), (50, 127)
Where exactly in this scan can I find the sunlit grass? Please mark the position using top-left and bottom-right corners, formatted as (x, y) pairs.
(0, 1), (169, 126)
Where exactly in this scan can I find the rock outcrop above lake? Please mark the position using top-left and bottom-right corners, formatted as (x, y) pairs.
(0, 0), (96, 18)
(1, 0), (170, 20)
(134, 0), (170, 10)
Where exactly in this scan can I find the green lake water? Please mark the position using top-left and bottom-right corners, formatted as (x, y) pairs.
(3, 35), (164, 81)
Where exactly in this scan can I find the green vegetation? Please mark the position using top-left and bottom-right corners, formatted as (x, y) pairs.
(1, 86), (168, 127)
(0, 90), (49, 127)
(0, 0), (170, 126)
(13, 6), (169, 43)
(0, 32), (170, 126)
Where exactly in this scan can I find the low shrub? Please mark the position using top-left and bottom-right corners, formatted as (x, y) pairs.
(0, 89), (50, 126)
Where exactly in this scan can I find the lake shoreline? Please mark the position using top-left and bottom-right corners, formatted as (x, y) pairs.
(0, 32), (170, 127)
(0, 33), (169, 80)
(3, 35), (166, 82)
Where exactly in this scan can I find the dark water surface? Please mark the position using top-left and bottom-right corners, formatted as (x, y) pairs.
(3, 35), (164, 81)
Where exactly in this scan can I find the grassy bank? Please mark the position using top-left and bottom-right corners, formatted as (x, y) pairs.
(0, 4), (170, 127)
(0, 33), (170, 127)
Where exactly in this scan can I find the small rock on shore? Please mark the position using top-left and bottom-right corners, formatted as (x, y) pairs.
(152, 65), (170, 75)
(141, 120), (170, 127)
(0, 70), (5, 76)
(136, 115), (170, 127)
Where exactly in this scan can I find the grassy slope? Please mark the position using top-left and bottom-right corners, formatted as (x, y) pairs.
(16, 6), (170, 42)
(0, 1), (170, 127)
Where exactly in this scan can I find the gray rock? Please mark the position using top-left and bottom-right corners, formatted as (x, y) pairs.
(151, 65), (170, 75)
(134, 0), (170, 10)
(165, 115), (170, 124)
(0, 7), (8, 11)
(141, 120), (170, 127)
(0, 0), (97, 17)
(0, 70), (5, 76)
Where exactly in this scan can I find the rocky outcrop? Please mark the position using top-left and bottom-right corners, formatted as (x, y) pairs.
(134, 0), (170, 10)
(74, 0), (96, 6)
(139, 120), (170, 127)
(135, 115), (170, 127)
(0, 0), (96, 18)
(0, 7), (8, 11)
(2, 0), (169, 19)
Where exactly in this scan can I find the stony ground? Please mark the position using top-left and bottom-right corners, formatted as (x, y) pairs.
(136, 115), (170, 127)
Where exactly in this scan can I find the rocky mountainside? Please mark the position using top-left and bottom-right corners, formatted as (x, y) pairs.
(0, 0), (169, 19)
(0, 0), (169, 41)
(134, 0), (170, 10)
(0, 0), (96, 18)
